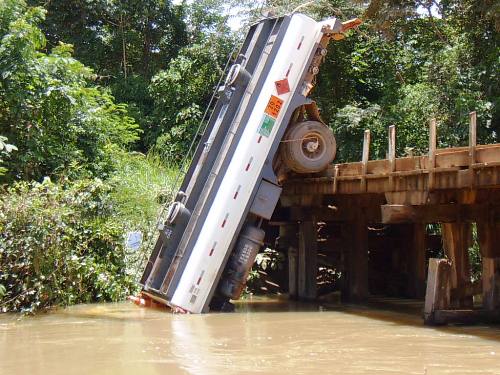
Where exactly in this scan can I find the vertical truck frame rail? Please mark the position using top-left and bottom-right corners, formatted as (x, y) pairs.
(139, 13), (361, 313)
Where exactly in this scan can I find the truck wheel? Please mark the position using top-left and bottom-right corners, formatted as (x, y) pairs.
(280, 120), (336, 173)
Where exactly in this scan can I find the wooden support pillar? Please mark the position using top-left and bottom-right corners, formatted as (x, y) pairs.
(482, 258), (500, 311)
(424, 258), (451, 325)
(441, 222), (473, 308)
(477, 220), (500, 258)
(288, 247), (298, 299)
(279, 224), (298, 299)
(407, 223), (427, 299)
(477, 220), (500, 311)
(342, 216), (369, 302)
(298, 219), (317, 300)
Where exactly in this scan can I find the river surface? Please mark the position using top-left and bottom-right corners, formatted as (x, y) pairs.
(1, 297), (500, 375)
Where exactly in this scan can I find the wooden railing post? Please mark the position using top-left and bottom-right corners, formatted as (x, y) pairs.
(469, 111), (477, 188)
(388, 125), (396, 191)
(469, 111), (477, 165)
(360, 129), (370, 192)
(428, 119), (437, 190)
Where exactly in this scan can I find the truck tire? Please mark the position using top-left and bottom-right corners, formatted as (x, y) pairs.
(280, 120), (336, 173)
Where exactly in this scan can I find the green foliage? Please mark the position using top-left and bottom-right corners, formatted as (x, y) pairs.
(304, 0), (498, 162)
(245, 248), (285, 296)
(110, 151), (178, 230)
(0, 1), (140, 182)
(29, 0), (188, 79)
(0, 151), (177, 313)
(468, 224), (482, 283)
(149, 37), (234, 161)
(0, 178), (137, 313)
(27, 0), (237, 151)
(27, 0), (189, 147)
(108, 151), (178, 276)
(255, 248), (285, 272)
(0, 135), (16, 176)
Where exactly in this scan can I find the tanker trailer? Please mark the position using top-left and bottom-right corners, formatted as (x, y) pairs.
(139, 13), (361, 313)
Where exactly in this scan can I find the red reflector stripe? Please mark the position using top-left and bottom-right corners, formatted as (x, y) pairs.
(209, 242), (217, 256)
(245, 157), (253, 171)
(257, 135), (262, 143)
(233, 185), (241, 199)
(286, 63), (293, 77)
(221, 213), (229, 228)
(197, 271), (205, 285)
(297, 36), (304, 50)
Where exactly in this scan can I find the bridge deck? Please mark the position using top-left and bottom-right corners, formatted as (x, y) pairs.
(284, 143), (500, 197)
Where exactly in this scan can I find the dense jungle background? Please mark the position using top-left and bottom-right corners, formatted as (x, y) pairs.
(0, 0), (498, 312)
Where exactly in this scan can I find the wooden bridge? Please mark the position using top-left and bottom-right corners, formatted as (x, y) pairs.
(271, 112), (500, 324)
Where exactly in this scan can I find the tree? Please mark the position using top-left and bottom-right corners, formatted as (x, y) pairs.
(147, 0), (237, 159)
(27, 0), (189, 149)
(0, 1), (139, 181)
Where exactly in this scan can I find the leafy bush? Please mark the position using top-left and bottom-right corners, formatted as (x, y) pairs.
(0, 135), (16, 176)
(108, 151), (178, 277)
(0, 1), (139, 182)
(0, 178), (137, 313)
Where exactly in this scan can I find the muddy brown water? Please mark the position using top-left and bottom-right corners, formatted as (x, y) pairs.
(1, 297), (500, 375)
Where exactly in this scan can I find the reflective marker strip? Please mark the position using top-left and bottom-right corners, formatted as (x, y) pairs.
(297, 36), (304, 50)
(286, 63), (293, 77)
(221, 213), (229, 228)
(196, 270), (205, 285)
(209, 241), (217, 256)
(257, 135), (263, 143)
(233, 185), (241, 199)
(245, 157), (254, 171)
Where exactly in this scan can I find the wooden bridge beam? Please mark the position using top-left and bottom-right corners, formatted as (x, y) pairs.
(381, 203), (500, 224)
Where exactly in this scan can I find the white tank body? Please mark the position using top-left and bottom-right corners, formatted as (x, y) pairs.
(170, 14), (339, 313)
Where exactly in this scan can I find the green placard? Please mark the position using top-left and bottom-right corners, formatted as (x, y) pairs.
(258, 114), (276, 137)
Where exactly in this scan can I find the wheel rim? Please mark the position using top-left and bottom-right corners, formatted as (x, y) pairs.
(300, 131), (326, 161)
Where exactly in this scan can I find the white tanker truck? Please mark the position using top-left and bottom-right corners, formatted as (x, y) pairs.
(138, 13), (361, 313)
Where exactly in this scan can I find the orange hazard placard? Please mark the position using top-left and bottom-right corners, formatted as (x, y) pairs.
(264, 95), (283, 118)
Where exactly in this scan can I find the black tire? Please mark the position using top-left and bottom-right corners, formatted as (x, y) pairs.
(280, 120), (336, 173)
